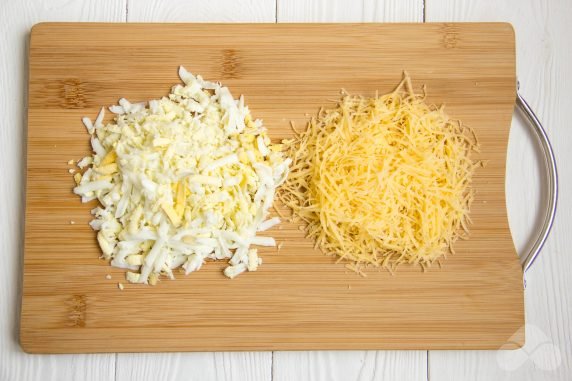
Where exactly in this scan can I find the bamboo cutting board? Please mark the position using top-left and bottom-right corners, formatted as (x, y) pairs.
(22, 23), (523, 353)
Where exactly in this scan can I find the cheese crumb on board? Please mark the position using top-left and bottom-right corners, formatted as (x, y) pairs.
(279, 73), (479, 273)
(71, 66), (290, 284)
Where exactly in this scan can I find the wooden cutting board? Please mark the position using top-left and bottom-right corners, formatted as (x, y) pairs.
(21, 23), (523, 353)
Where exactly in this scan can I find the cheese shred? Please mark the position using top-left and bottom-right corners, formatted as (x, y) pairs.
(278, 73), (479, 272)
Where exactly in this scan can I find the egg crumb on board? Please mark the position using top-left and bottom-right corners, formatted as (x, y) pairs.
(278, 72), (479, 274)
(72, 66), (291, 284)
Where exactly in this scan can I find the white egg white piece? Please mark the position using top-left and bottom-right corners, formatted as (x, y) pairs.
(72, 66), (290, 284)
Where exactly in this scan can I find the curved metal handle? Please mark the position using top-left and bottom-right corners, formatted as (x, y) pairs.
(515, 91), (558, 273)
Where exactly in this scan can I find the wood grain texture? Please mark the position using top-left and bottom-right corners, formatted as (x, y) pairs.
(21, 22), (523, 354)
(274, 2), (427, 380)
(427, 0), (572, 380)
(119, 3), (277, 381)
(127, 0), (276, 22)
(0, 2), (122, 381)
(273, 351), (427, 381)
(277, 0), (422, 22)
(116, 352), (271, 381)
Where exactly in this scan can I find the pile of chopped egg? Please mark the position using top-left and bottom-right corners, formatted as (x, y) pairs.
(73, 66), (291, 284)
(279, 73), (479, 273)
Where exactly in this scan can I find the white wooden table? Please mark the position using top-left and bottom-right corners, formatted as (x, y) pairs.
(1, 0), (570, 380)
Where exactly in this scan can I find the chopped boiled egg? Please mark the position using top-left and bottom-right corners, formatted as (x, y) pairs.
(72, 66), (290, 284)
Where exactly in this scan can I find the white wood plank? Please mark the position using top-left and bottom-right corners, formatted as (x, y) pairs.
(273, 2), (426, 381)
(427, 0), (572, 380)
(277, 0), (423, 22)
(114, 1), (275, 380)
(273, 351), (427, 381)
(116, 352), (271, 381)
(127, 0), (275, 22)
(1, 1), (123, 380)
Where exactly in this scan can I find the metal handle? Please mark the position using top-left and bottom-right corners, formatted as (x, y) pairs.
(515, 89), (558, 273)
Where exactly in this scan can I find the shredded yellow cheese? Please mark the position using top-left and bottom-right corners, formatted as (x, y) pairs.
(279, 73), (479, 272)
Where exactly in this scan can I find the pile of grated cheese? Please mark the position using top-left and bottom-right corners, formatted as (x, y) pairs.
(72, 66), (290, 284)
(278, 73), (479, 273)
